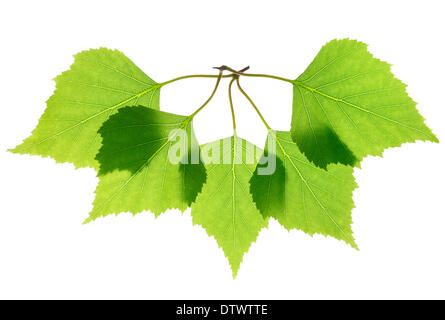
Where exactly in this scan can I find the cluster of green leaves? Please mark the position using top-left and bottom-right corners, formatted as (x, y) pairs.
(10, 39), (437, 277)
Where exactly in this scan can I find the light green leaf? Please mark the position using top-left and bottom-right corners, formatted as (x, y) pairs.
(191, 136), (267, 278)
(10, 48), (161, 169)
(291, 39), (438, 168)
(250, 131), (357, 248)
(84, 106), (205, 223)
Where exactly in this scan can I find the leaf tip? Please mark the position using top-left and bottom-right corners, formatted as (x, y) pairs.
(347, 236), (359, 251)
(431, 134), (440, 144)
(82, 217), (93, 225)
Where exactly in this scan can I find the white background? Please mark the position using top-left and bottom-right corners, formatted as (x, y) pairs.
(0, 0), (444, 299)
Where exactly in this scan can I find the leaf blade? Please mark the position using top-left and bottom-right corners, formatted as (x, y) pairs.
(250, 131), (357, 248)
(191, 136), (267, 278)
(291, 39), (438, 168)
(85, 106), (205, 223)
(10, 48), (161, 169)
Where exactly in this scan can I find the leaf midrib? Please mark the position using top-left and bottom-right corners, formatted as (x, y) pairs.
(23, 84), (162, 150)
(294, 81), (434, 139)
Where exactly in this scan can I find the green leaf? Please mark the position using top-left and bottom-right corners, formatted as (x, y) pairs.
(191, 136), (267, 278)
(10, 48), (161, 169)
(291, 39), (438, 168)
(250, 131), (357, 248)
(84, 106), (205, 223)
